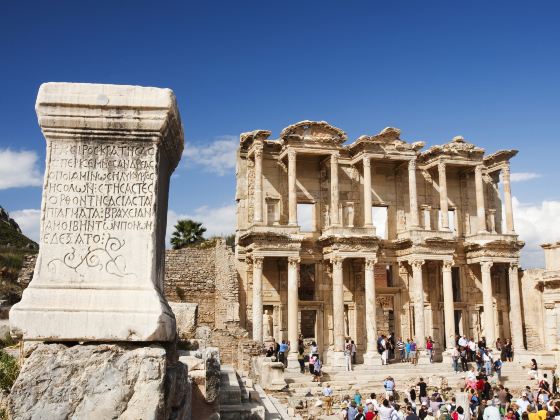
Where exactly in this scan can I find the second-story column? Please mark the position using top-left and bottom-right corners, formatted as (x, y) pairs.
(503, 164), (515, 234)
(481, 261), (495, 346)
(252, 256), (264, 342)
(288, 149), (297, 226)
(332, 256), (345, 352)
(363, 156), (373, 229)
(408, 159), (420, 228)
(411, 259), (425, 347)
(330, 152), (340, 226)
(253, 144), (263, 224)
(287, 256), (300, 367)
(442, 260), (455, 350)
(475, 165), (487, 233)
(438, 161), (449, 230)
(508, 262), (525, 350)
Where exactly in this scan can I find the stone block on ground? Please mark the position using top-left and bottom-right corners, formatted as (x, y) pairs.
(8, 343), (190, 420)
(170, 302), (198, 339)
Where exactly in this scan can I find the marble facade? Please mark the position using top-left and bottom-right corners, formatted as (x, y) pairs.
(235, 121), (525, 366)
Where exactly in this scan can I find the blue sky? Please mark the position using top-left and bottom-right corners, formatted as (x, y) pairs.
(0, 1), (559, 267)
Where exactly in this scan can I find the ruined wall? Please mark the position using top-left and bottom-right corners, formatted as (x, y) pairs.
(165, 247), (216, 326)
(520, 269), (546, 351)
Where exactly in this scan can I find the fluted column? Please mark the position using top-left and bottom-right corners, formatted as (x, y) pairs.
(508, 263), (525, 350)
(408, 159), (420, 228)
(330, 153), (340, 226)
(288, 149), (297, 226)
(365, 257), (377, 353)
(481, 261), (495, 345)
(363, 156), (373, 229)
(438, 161), (449, 230)
(252, 256), (264, 342)
(503, 165), (515, 234)
(287, 256), (300, 359)
(332, 256), (345, 352)
(442, 260), (455, 350)
(411, 259), (425, 346)
(253, 144), (263, 224)
(475, 165), (487, 233)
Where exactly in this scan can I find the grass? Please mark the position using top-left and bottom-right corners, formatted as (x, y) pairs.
(0, 349), (19, 392)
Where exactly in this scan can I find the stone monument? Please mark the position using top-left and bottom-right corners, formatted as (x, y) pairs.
(8, 82), (190, 419)
(10, 82), (181, 341)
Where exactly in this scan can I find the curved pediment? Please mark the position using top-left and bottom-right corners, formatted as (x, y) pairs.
(280, 120), (347, 145)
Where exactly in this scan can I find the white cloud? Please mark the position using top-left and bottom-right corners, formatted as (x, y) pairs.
(10, 208), (41, 242)
(166, 204), (236, 247)
(509, 172), (541, 183)
(511, 197), (560, 269)
(183, 136), (237, 176)
(0, 149), (43, 189)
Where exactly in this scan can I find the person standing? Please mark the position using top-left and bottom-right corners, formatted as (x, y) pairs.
(345, 338), (353, 371)
(418, 378), (428, 405)
(406, 339), (412, 363)
(313, 356), (322, 382)
(397, 338), (406, 362)
(384, 376), (396, 399)
(278, 340), (288, 366)
(483, 351), (492, 376)
(410, 340), (417, 365)
(322, 383), (334, 415)
(426, 337), (434, 363)
(381, 335), (389, 366)
(452, 346), (460, 373)
(379, 399), (396, 420)
(297, 346), (305, 373)
(351, 340), (357, 365)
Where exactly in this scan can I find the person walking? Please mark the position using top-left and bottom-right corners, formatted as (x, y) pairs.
(313, 356), (322, 382)
(278, 340), (288, 366)
(410, 340), (417, 365)
(405, 339), (412, 363)
(322, 383), (334, 415)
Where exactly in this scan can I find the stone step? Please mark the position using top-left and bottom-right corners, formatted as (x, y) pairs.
(219, 365), (242, 406)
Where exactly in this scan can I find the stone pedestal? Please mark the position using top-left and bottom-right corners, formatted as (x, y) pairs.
(286, 353), (300, 371)
(326, 350), (347, 368)
(10, 83), (183, 342)
(363, 351), (382, 366)
(416, 351), (431, 365)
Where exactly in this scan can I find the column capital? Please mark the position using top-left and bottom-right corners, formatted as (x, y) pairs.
(287, 148), (296, 161)
(408, 158), (417, 170)
(442, 260), (454, 271)
(331, 256), (344, 270)
(438, 161), (446, 172)
(363, 155), (371, 168)
(410, 259), (425, 270)
(331, 152), (340, 162)
(254, 143), (264, 159)
(365, 257), (377, 270)
(502, 163), (511, 176)
(288, 256), (300, 267)
(475, 164), (484, 175)
(509, 262), (519, 272)
(480, 260), (493, 271)
(253, 256), (264, 269)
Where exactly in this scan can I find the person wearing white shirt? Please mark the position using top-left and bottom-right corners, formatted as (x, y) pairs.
(458, 336), (468, 348)
(515, 394), (531, 415)
(483, 403), (501, 420)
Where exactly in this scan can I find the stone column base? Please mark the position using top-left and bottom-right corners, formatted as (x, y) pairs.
(286, 353), (300, 371)
(363, 351), (382, 366)
(441, 350), (455, 365)
(326, 350), (350, 370)
(416, 351), (431, 365)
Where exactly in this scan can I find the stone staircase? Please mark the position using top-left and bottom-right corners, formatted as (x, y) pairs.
(282, 361), (532, 399)
(220, 364), (291, 419)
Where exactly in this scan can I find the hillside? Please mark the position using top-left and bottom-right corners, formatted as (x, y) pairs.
(0, 207), (38, 304)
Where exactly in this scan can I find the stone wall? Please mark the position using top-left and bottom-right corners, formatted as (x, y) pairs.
(520, 269), (545, 351)
(165, 246), (216, 326)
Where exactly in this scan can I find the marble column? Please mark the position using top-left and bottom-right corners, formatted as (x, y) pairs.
(438, 161), (449, 230)
(480, 261), (495, 346)
(411, 259), (425, 347)
(442, 260), (455, 350)
(253, 144), (263, 224)
(287, 256), (300, 367)
(475, 165), (487, 233)
(408, 159), (420, 228)
(363, 257), (381, 365)
(252, 256), (264, 342)
(332, 256), (345, 352)
(363, 156), (373, 229)
(503, 165), (515, 234)
(508, 263), (525, 350)
(330, 152), (340, 227)
(288, 149), (297, 226)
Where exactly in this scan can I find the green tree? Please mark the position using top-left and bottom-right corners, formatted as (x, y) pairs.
(170, 219), (206, 249)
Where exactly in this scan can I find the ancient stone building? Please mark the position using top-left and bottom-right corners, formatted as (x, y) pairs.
(235, 120), (525, 367)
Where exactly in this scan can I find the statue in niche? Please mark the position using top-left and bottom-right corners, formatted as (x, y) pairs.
(345, 203), (355, 227)
(263, 309), (273, 340)
(344, 309), (350, 338)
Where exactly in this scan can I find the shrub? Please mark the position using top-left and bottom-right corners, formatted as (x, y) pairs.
(176, 286), (186, 301)
(0, 349), (19, 392)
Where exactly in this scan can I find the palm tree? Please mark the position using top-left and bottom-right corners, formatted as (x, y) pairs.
(170, 219), (206, 249)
